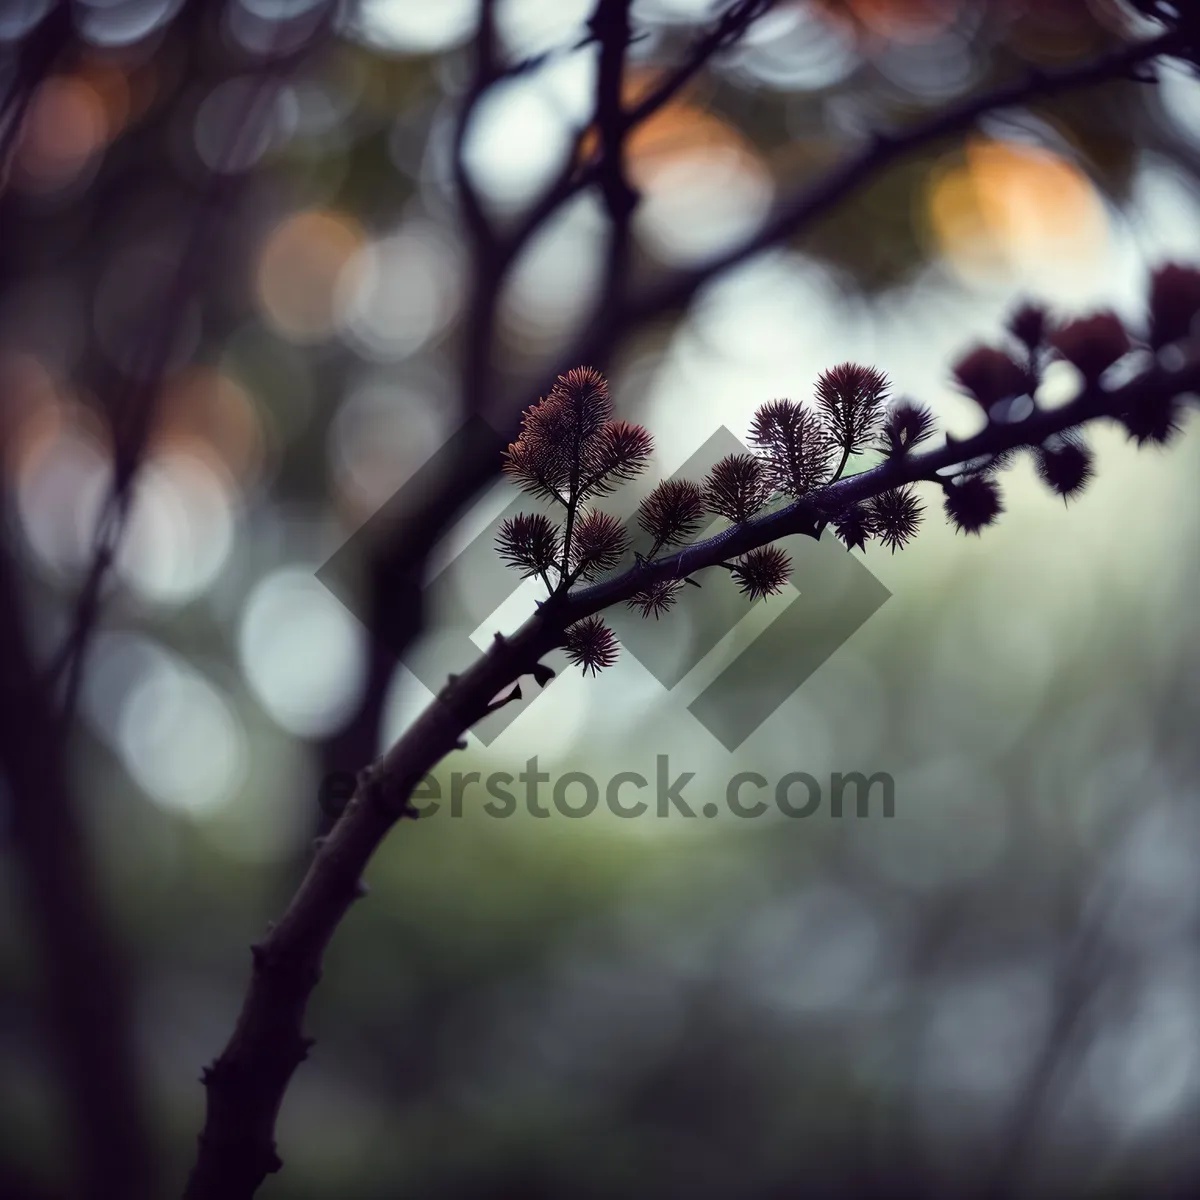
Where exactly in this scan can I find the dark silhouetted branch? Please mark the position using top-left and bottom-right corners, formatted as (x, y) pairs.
(187, 318), (1198, 1196)
(0, 533), (156, 1200)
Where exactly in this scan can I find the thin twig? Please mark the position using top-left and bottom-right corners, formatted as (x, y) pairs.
(0, 1), (73, 195)
(601, 28), (1186, 348)
(592, 0), (639, 310)
(44, 5), (337, 724)
(0, 531), (155, 1200)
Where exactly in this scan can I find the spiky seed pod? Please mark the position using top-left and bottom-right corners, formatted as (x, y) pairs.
(951, 345), (1029, 409)
(496, 513), (561, 578)
(1048, 312), (1131, 383)
(628, 578), (685, 619)
(1148, 262), (1200, 349)
(878, 401), (936, 457)
(748, 399), (832, 496)
(1119, 390), (1183, 446)
(515, 368), (610, 454)
(868, 486), (924, 552)
(979, 448), (1019, 474)
(832, 502), (876, 551)
(730, 545), (792, 600)
(547, 365), (612, 441)
(942, 475), (1004, 535)
(1035, 435), (1094, 500)
(704, 453), (771, 522)
(580, 419), (654, 497)
(570, 510), (629, 578)
(505, 367), (648, 503)
(814, 362), (890, 456)
(1008, 302), (1047, 352)
(637, 478), (706, 549)
(564, 616), (619, 676)
(503, 428), (572, 502)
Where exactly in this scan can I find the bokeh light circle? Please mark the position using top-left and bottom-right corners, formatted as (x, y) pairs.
(238, 566), (368, 737)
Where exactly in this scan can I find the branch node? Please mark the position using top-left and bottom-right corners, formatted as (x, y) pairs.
(357, 763), (393, 815)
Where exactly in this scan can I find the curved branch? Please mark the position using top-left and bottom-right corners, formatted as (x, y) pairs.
(185, 346), (1199, 1200)
(191, 14), (1193, 1197)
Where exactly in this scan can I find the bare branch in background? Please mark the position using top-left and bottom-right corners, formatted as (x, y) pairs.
(0, 2), (73, 194)
(0, 532), (155, 1200)
(0, 5), (337, 1197)
(44, 6), (338, 723)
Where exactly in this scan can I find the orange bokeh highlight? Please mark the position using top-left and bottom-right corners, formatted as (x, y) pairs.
(0, 353), (109, 483)
(815, 0), (961, 44)
(926, 137), (1107, 280)
(10, 57), (142, 195)
(580, 69), (766, 193)
(13, 75), (111, 193)
(255, 209), (365, 342)
(0, 354), (64, 476)
(848, 0), (960, 41)
(153, 367), (265, 485)
(79, 63), (133, 139)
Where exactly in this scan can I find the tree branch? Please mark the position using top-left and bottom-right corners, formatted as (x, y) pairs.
(194, 10), (1194, 1195)
(450, 0), (500, 267)
(592, 0), (639, 308)
(334, 24), (1182, 707)
(607, 27), (1187, 343)
(0, 2), (73, 194)
(43, 3), (337, 723)
(0, 532), (156, 1200)
(185, 338), (1199, 1197)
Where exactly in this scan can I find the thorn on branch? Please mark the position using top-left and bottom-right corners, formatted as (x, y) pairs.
(358, 764), (422, 821)
(531, 661), (556, 687)
(357, 764), (384, 807)
(485, 683), (523, 715)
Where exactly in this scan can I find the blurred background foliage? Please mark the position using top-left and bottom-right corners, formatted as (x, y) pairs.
(2, 0), (1200, 1196)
